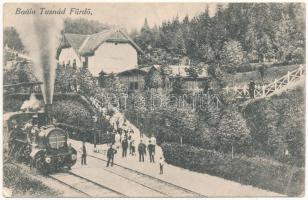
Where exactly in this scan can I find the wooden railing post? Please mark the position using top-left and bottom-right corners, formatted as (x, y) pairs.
(287, 71), (290, 83)
(300, 65), (303, 75)
(274, 79), (277, 90)
(262, 85), (266, 97)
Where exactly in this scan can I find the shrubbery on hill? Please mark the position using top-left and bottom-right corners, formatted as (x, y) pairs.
(215, 106), (252, 154)
(3, 164), (59, 197)
(53, 99), (93, 129)
(162, 143), (304, 196)
(243, 85), (305, 166)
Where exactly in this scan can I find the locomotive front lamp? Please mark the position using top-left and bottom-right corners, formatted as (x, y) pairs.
(71, 154), (77, 160)
(45, 157), (51, 164)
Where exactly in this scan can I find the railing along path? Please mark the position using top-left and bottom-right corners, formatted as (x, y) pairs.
(224, 65), (305, 99)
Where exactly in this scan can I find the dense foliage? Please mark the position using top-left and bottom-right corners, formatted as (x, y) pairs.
(3, 164), (59, 197)
(4, 60), (38, 85)
(162, 143), (304, 196)
(144, 67), (163, 89)
(243, 85), (305, 167)
(133, 3), (305, 71)
(63, 18), (110, 34)
(53, 99), (93, 128)
(124, 83), (305, 168)
(216, 106), (251, 153)
(3, 27), (24, 52)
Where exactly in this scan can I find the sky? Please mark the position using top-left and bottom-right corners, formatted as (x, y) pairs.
(4, 3), (220, 33)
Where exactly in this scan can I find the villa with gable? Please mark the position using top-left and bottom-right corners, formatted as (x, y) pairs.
(56, 29), (143, 77)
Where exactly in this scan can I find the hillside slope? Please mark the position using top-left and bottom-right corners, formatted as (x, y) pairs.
(225, 64), (300, 86)
(242, 84), (305, 167)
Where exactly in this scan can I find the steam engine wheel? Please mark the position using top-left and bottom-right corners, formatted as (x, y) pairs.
(34, 152), (48, 174)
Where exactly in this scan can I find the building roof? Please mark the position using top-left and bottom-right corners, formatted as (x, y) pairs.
(117, 68), (148, 76)
(64, 33), (88, 53)
(116, 64), (208, 79)
(168, 65), (208, 78)
(57, 29), (143, 59)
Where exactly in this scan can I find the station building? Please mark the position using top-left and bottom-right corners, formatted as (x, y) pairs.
(56, 29), (143, 77)
(117, 64), (209, 93)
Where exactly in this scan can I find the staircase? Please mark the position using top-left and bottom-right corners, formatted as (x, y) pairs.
(223, 65), (305, 99)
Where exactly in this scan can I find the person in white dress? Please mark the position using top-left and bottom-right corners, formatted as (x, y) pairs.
(150, 135), (157, 152)
(114, 132), (121, 149)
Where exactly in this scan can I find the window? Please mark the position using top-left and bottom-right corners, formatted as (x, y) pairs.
(129, 82), (139, 90)
(129, 82), (134, 90)
(134, 82), (139, 90)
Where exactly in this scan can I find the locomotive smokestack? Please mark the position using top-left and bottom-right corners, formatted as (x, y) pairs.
(45, 103), (53, 125)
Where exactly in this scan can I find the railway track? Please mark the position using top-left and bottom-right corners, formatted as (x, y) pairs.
(87, 154), (204, 197)
(8, 161), (124, 197)
(49, 172), (125, 197)
(7, 154), (203, 197)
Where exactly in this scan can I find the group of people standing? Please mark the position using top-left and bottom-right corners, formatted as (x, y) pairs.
(78, 116), (165, 174)
(105, 117), (165, 174)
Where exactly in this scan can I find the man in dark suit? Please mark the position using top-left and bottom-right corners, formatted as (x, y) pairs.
(147, 140), (155, 163)
(106, 144), (117, 167)
(121, 137), (128, 157)
(81, 141), (87, 165)
(138, 140), (146, 162)
(249, 80), (256, 99)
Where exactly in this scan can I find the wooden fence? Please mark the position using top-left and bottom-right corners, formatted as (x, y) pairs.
(223, 65), (305, 99)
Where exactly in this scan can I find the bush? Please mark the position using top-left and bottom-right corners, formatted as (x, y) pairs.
(3, 163), (58, 197)
(215, 106), (252, 153)
(3, 93), (95, 114)
(53, 100), (93, 129)
(3, 98), (24, 112)
(161, 143), (304, 196)
(243, 86), (305, 167)
(57, 122), (113, 145)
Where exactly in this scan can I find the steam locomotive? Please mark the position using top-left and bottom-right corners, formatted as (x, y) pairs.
(7, 105), (77, 174)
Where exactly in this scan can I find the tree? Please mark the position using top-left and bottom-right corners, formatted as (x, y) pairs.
(53, 100), (93, 128)
(198, 44), (215, 63)
(55, 66), (66, 93)
(98, 70), (110, 88)
(18, 67), (29, 83)
(4, 27), (24, 51)
(258, 64), (266, 82)
(109, 76), (126, 98)
(131, 3), (305, 66)
(77, 67), (96, 96)
(216, 106), (251, 155)
(55, 64), (78, 93)
(171, 76), (185, 96)
(136, 18), (154, 51)
(220, 40), (244, 73)
(166, 108), (198, 145)
(63, 18), (110, 34)
(144, 67), (163, 89)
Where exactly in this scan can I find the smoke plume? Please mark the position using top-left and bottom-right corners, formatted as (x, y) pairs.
(20, 93), (41, 112)
(18, 5), (62, 104)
